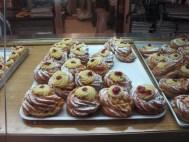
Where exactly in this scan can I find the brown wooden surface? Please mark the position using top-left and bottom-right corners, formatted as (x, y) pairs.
(5, 45), (189, 135)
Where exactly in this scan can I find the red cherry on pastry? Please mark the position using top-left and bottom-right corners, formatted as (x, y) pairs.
(0, 65), (2, 69)
(112, 86), (121, 95)
(138, 86), (145, 93)
(87, 71), (93, 76)
(115, 71), (123, 76)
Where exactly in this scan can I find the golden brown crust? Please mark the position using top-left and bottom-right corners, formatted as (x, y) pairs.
(133, 85), (166, 115)
(22, 85), (64, 117)
(104, 70), (132, 91)
(66, 87), (100, 117)
(99, 85), (133, 117)
(159, 78), (189, 98)
(34, 61), (61, 84)
(172, 95), (189, 122)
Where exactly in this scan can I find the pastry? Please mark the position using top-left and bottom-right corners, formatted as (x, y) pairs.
(104, 70), (132, 92)
(170, 37), (189, 49)
(61, 58), (86, 74)
(167, 52), (183, 63)
(8, 51), (19, 61)
(165, 62), (189, 78)
(92, 47), (114, 68)
(0, 56), (4, 63)
(48, 70), (75, 99)
(67, 86), (100, 117)
(133, 85), (166, 115)
(69, 42), (89, 64)
(179, 46), (189, 60)
(139, 43), (160, 57)
(87, 56), (109, 76)
(75, 70), (103, 90)
(152, 62), (178, 80)
(146, 52), (167, 69)
(99, 85), (133, 117)
(0, 63), (7, 78)
(53, 38), (76, 52)
(6, 58), (14, 68)
(11, 45), (25, 55)
(104, 37), (120, 53)
(114, 39), (136, 63)
(44, 47), (67, 64)
(22, 84), (64, 117)
(172, 95), (189, 122)
(159, 78), (189, 98)
(34, 60), (61, 84)
(161, 44), (177, 54)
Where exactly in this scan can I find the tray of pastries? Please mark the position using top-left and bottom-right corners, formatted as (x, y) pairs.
(20, 37), (167, 121)
(0, 46), (29, 88)
(136, 36), (189, 127)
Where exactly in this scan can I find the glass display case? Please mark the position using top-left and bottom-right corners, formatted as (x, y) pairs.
(1, 0), (189, 142)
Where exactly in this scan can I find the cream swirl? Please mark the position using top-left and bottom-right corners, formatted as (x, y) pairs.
(48, 70), (72, 88)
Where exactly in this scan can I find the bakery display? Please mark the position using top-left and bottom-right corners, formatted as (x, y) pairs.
(61, 58), (86, 74)
(99, 85), (133, 117)
(159, 78), (189, 98)
(20, 37), (166, 121)
(139, 44), (160, 58)
(75, 70), (102, 90)
(67, 86), (100, 117)
(48, 70), (75, 99)
(104, 70), (132, 91)
(34, 60), (61, 84)
(22, 84), (64, 117)
(69, 42), (89, 64)
(172, 95), (189, 123)
(133, 85), (166, 115)
(87, 56), (109, 76)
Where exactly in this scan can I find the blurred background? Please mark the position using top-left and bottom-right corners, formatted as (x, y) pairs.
(0, 0), (189, 37)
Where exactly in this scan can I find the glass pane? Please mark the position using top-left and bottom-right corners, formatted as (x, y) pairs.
(0, 0), (6, 141)
(4, 0), (189, 139)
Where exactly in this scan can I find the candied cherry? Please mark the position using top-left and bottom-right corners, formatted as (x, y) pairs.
(138, 86), (145, 93)
(87, 71), (93, 76)
(112, 86), (121, 95)
(115, 71), (123, 76)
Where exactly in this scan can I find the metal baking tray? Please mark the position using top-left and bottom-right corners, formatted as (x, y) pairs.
(20, 44), (166, 121)
(0, 48), (29, 88)
(134, 41), (189, 127)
